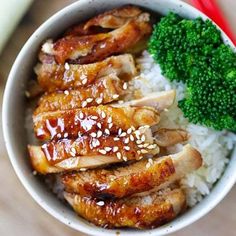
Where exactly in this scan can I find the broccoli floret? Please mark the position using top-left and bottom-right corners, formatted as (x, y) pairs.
(148, 12), (236, 131)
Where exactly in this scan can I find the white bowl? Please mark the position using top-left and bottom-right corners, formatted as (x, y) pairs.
(2, 0), (236, 235)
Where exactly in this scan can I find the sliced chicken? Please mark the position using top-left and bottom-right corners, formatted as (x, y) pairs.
(62, 144), (201, 198)
(34, 74), (127, 114)
(35, 54), (136, 92)
(28, 127), (159, 174)
(45, 13), (151, 64)
(64, 188), (186, 229)
(113, 90), (176, 112)
(65, 5), (142, 36)
(28, 128), (188, 174)
(33, 105), (160, 141)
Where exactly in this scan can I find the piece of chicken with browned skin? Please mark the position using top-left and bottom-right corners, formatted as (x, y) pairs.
(43, 11), (151, 64)
(65, 5), (143, 36)
(28, 128), (188, 174)
(28, 127), (159, 174)
(64, 188), (186, 229)
(62, 144), (201, 199)
(33, 105), (160, 141)
(35, 54), (136, 92)
(34, 74), (127, 114)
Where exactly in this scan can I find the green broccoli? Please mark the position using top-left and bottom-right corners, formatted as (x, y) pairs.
(148, 12), (236, 131)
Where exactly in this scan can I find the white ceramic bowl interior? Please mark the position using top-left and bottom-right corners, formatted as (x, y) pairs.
(2, 0), (236, 235)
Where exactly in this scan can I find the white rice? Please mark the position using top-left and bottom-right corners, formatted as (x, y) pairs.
(133, 51), (236, 206)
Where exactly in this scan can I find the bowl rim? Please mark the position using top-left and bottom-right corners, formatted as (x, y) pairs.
(2, 0), (236, 235)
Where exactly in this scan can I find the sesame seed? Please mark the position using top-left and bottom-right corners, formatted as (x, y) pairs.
(118, 128), (122, 136)
(123, 156), (128, 161)
(113, 146), (119, 152)
(71, 147), (76, 154)
(130, 135), (134, 141)
(97, 130), (103, 138)
(134, 130), (141, 136)
(108, 123), (113, 129)
(104, 147), (112, 152)
(70, 151), (76, 157)
(138, 155), (144, 160)
(107, 117), (112, 123)
(138, 126), (145, 130)
(116, 152), (122, 159)
(64, 62), (70, 70)
(79, 112), (84, 119)
(86, 98), (93, 103)
(96, 97), (103, 104)
(149, 158), (154, 165)
(120, 132), (127, 137)
(80, 168), (87, 171)
(141, 149), (148, 154)
(92, 139), (100, 148)
(57, 133), (62, 138)
(99, 149), (107, 155)
(143, 143), (149, 148)
(64, 90), (69, 95)
(96, 201), (105, 206)
(131, 126), (136, 131)
(112, 94), (119, 99)
(64, 133), (68, 138)
(78, 131), (82, 137)
(113, 137), (120, 141)
(82, 101), (87, 107)
(25, 91), (30, 97)
(127, 128), (132, 134)
(141, 135), (146, 142)
(146, 162), (151, 168)
(32, 170), (37, 175)
(118, 100), (124, 104)
(124, 137), (129, 144)
(124, 146), (130, 151)
(110, 177), (116, 181)
(147, 144), (156, 149)
(137, 150), (141, 155)
(82, 78), (88, 85)
(136, 140), (143, 145)
(90, 132), (97, 138)
(101, 111), (106, 118)
(105, 129), (110, 135)
(123, 82), (128, 90)
(91, 115), (98, 120)
(97, 123), (102, 129)
(164, 108), (169, 112)
(138, 144), (144, 148)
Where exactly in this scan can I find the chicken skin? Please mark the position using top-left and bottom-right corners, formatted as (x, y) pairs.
(28, 128), (188, 174)
(34, 74), (126, 114)
(33, 105), (160, 141)
(35, 54), (136, 92)
(28, 126), (159, 173)
(65, 5), (143, 36)
(43, 12), (151, 64)
(64, 188), (186, 229)
(62, 144), (201, 199)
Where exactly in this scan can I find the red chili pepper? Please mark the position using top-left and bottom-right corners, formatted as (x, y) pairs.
(190, 0), (236, 45)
